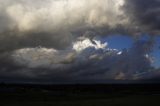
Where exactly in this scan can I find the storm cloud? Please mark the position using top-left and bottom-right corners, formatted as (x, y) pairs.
(0, 0), (159, 51)
(124, 0), (160, 34)
(0, 38), (155, 83)
(0, 0), (127, 51)
(0, 0), (159, 83)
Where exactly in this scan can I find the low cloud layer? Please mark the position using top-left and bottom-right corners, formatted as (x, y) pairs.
(0, 38), (156, 83)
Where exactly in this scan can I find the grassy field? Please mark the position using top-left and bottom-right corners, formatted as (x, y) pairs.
(0, 84), (160, 106)
(1, 94), (160, 106)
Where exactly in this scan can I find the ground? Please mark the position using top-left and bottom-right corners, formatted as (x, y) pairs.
(0, 84), (160, 106)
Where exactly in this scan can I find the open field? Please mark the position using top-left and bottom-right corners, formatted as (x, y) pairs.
(0, 84), (160, 106)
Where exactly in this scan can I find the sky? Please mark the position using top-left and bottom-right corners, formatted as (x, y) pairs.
(105, 35), (160, 68)
(0, 0), (160, 83)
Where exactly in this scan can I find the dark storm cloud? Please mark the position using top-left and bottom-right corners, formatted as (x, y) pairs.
(124, 0), (160, 34)
(0, 0), (160, 83)
(0, 0), (127, 52)
(0, 38), (156, 83)
(0, 32), (72, 52)
(0, 0), (159, 53)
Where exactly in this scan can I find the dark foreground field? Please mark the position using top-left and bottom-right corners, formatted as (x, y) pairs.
(0, 84), (160, 106)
